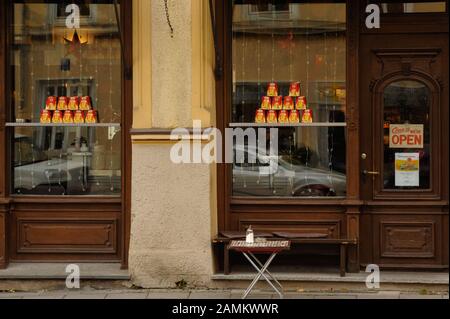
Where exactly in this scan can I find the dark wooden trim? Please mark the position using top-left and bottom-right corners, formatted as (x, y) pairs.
(215, 0), (229, 233)
(120, 0), (133, 270)
(0, 0), (7, 268)
(345, 0), (361, 271)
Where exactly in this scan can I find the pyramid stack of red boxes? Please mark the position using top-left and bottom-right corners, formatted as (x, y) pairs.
(40, 96), (98, 124)
(255, 82), (313, 124)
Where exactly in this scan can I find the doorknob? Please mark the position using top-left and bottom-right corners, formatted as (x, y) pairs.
(362, 170), (380, 176)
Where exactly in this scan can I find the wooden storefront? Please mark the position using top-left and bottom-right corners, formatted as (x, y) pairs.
(0, 0), (448, 274)
(214, 0), (448, 272)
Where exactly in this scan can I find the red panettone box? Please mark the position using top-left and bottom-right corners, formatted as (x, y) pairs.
(296, 96), (308, 110)
(40, 110), (52, 124)
(45, 96), (57, 111)
(52, 110), (63, 123)
(301, 109), (314, 123)
(266, 110), (278, 124)
(278, 110), (289, 124)
(267, 83), (278, 97)
(272, 96), (283, 110)
(289, 82), (301, 97)
(255, 109), (266, 123)
(74, 110), (85, 124)
(63, 111), (74, 124)
(261, 96), (271, 110)
(57, 97), (68, 111)
(85, 110), (98, 124)
(79, 96), (92, 111)
(283, 96), (294, 110)
(68, 96), (80, 111)
(289, 110), (300, 123)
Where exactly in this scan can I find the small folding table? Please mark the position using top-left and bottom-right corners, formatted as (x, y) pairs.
(228, 240), (291, 299)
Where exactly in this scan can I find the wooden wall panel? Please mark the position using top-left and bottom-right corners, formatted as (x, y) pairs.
(238, 219), (342, 239)
(371, 213), (444, 268)
(380, 221), (435, 258)
(9, 209), (121, 262)
(17, 219), (117, 254)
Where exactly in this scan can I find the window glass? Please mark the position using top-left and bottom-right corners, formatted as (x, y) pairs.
(9, 1), (121, 196)
(231, 1), (347, 198)
(383, 80), (431, 190)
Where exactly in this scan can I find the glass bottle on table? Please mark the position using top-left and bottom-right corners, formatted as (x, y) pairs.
(246, 225), (254, 244)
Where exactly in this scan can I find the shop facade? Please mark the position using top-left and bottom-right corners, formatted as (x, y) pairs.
(0, 0), (448, 288)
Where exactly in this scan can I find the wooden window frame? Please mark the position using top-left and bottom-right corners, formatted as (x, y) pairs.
(214, 0), (361, 232)
(0, 0), (132, 268)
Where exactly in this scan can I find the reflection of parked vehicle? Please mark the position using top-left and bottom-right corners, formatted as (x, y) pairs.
(14, 134), (84, 194)
(233, 146), (346, 197)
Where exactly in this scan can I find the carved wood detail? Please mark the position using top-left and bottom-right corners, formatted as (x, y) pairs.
(380, 221), (435, 258)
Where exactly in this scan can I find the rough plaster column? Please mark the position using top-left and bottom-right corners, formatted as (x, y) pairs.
(129, 0), (215, 288)
(151, 0), (192, 128)
(130, 143), (213, 288)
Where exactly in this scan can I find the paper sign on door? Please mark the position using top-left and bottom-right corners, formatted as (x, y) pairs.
(390, 124), (424, 149)
(395, 153), (420, 187)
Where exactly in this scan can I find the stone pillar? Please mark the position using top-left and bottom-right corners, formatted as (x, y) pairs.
(129, 0), (216, 288)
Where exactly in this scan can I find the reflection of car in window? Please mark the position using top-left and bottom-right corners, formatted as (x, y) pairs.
(14, 134), (84, 195)
(233, 146), (346, 197)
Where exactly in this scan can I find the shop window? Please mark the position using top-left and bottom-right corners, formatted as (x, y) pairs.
(383, 80), (431, 190)
(231, 1), (347, 198)
(8, 1), (122, 196)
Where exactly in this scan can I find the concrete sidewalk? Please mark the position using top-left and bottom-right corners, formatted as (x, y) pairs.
(0, 289), (448, 299)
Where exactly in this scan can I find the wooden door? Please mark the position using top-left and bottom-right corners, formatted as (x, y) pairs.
(359, 25), (449, 269)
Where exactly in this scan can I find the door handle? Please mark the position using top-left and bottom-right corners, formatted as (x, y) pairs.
(362, 170), (380, 176)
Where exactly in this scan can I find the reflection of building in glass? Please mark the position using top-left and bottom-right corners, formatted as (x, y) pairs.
(232, 2), (347, 197)
(11, 3), (122, 195)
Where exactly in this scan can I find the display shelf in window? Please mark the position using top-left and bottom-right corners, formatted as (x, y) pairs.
(6, 123), (121, 128)
(229, 122), (347, 128)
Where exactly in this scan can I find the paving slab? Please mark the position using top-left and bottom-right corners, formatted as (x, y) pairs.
(314, 295), (357, 299)
(399, 294), (445, 299)
(147, 292), (191, 299)
(357, 292), (400, 299)
(23, 294), (66, 299)
(64, 293), (107, 299)
(189, 291), (232, 299)
(283, 293), (315, 299)
(105, 292), (148, 299)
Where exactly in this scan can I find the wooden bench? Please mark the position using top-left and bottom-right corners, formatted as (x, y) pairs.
(213, 232), (357, 277)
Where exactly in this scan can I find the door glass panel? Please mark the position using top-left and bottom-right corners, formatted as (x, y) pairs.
(383, 80), (431, 190)
(231, 1), (347, 198)
(9, 1), (122, 196)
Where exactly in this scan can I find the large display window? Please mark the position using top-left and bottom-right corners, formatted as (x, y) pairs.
(231, 0), (347, 198)
(6, 0), (122, 196)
